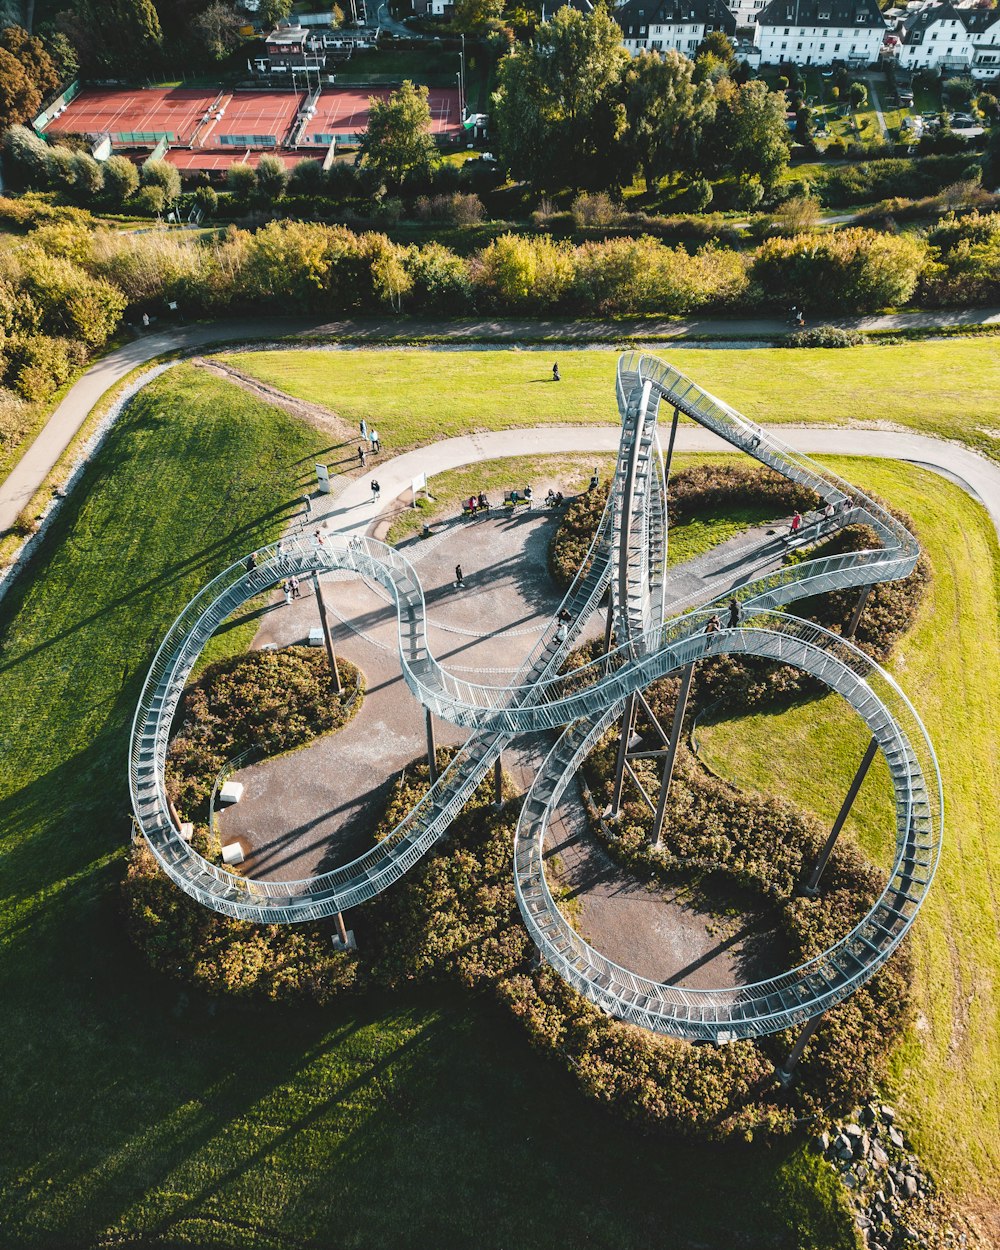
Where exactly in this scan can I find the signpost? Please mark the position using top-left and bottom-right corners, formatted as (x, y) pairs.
(411, 472), (429, 508)
(316, 463), (332, 494)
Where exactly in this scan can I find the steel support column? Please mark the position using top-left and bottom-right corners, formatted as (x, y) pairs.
(663, 407), (680, 483)
(652, 660), (695, 846)
(311, 572), (342, 694)
(804, 736), (879, 895)
(335, 910), (348, 945)
(425, 708), (438, 785)
(776, 1013), (825, 1084)
(494, 752), (503, 808)
(610, 693), (637, 817)
(845, 583), (872, 639)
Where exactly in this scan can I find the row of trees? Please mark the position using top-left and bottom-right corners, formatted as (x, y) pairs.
(491, 7), (788, 194)
(0, 25), (76, 128)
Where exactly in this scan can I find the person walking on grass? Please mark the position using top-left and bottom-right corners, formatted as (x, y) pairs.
(552, 362), (560, 382)
(358, 445), (367, 469)
(360, 419), (368, 441)
(371, 428), (381, 454)
(455, 563), (465, 588)
(371, 480), (381, 504)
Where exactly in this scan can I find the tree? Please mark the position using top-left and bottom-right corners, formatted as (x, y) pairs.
(253, 153), (289, 205)
(695, 30), (736, 70)
(142, 159), (181, 203)
(194, 185), (218, 217)
(0, 47), (42, 127)
(451, 0), (505, 35)
(1, 124), (52, 187)
(359, 80), (437, 187)
(258, 0), (293, 26)
(492, 2), (629, 191)
(66, 0), (162, 71)
(848, 81), (868, 110)
(70, 151), (104, 200)
(226, 162), (257, 207)
(1, 26), (60, 96)
(622, 49), (717, 191)
(194, 1), (245, 59)
(102, 154), (140, 204)
(703, 79), (790, 190)
(42, 29), (79, 81)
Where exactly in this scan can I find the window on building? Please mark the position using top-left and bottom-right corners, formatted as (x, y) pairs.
(781, 40), (787, 48)
(783, 26), (790, 33)
(834, 41), (840, 48)
(797, 39), (803, 47)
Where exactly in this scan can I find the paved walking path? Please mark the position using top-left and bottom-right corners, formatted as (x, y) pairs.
(312, 424), (1000, 546)
(3, 310), (1000, 536)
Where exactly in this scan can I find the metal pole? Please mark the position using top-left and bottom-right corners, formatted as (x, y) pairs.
(334, 910), (348, 945)
(663, 407), (680, 483)
(651, 661), (695, 846)
(603, 594), (615, 654)
(776, 1013), (825, 1084)
(609, 693), (636, 817)
(845, 583), (872, 639)
(425, 707), (437, 785)
(804, 735), (879, 895)
(494, 752), (503, 807)
(311, 572), (342, 694)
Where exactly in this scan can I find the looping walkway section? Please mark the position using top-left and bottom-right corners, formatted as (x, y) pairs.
(129, 351), (941, 1042)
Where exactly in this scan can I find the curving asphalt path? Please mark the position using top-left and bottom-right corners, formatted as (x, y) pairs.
(4, 312), (1000, 539)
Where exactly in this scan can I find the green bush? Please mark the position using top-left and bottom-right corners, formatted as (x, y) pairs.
(124, 839), (358, 1004)
(787, 324), (867, 348)
(548, 478), (609, 589)
(166, 646), (365, 821)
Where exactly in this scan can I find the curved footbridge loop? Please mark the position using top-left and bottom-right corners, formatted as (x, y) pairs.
(129, 351), (941, 1042)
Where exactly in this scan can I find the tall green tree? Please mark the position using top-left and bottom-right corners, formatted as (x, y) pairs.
(622, 49), (716, 191)
(360, 81), (437, 187)
(64, 0), (162, 72)
(194, 1), (244, 59)
(0, 47), (41, 126)
(492, 2), (628, 192)
(1, 26), (60, 98)
(703, 78), (790, 190)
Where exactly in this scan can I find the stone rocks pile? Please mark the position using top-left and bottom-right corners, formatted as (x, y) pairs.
(819, 1103), (971, 1249)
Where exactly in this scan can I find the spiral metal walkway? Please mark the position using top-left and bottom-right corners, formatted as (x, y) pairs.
(129, 352), (941, 1041)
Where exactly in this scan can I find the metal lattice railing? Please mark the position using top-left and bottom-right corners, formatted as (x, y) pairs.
(129, 352), (940, 1040)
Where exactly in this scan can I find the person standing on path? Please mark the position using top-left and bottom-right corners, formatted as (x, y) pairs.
(358, 445), (367, 468)
(727, 598), (741, 629)
(360, 419), (368, 441)
(371, 479), (381, 504)
(788, 511), (802, 540)
(455, 563), (465, 588)
(290, 575), (301, 599)
(283, 581), (293, 606)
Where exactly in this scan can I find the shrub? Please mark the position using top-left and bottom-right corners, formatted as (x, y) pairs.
(193, 184), (218, 218)
(549, 478), (609, 589)
(254, 153), (289, 205)
(133, 184), (166, 216)
(102, 154), (139, 206)
(787, 324), (866, 348)
(735, 172), (764, 210)
(166, 646), (364, 821)
(571, 190), (618, 228)
(226, 163), (257, 207)
(124, 839), (358, 1005)
(683, 177), (714, 212)
(0, 124), (52, 188)
(4, 333), (75, 400)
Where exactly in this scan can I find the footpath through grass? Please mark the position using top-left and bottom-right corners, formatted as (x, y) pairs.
(698, 457), (1000, 1219)
(0, 365), (854, 1248)
(230, 338), (1000, 462)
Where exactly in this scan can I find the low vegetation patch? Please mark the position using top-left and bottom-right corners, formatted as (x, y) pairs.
(166, 646), (364, 822)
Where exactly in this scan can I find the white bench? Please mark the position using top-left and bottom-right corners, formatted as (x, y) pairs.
(222, 841), (245, 865)
(219, 781), (244, 804)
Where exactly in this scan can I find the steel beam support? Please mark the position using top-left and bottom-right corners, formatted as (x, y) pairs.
(494, 752), (503, 808)
(610, 692), (637, 817)
(311, 572), (342, 694)
(652, 660), (695, 846)
(776, 1013), (825, 1085)
(845, 583), (872, 639)
(804, 735), (879, 895)
(425, 708), (438, 785)
(335, 910), (348, 945)
(663, 407), (680, 483)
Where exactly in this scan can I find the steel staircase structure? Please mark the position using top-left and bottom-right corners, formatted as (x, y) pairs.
(129, 352), (940, 1040)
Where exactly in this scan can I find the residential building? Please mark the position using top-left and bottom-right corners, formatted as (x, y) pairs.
(615, 0), (737, 57)
(891, 0), (1000, 77)
(753, 0), (886, 65)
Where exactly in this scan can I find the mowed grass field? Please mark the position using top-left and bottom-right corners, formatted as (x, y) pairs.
(228, 338), (1000, 460)
(0, 365), (857, 1249)
(698, 458), (1000, 1230)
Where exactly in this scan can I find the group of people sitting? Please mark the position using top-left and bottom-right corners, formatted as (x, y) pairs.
(462, 492), (492, 516)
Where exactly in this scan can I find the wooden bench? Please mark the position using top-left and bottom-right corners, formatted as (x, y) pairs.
(504, 489), (533, 511)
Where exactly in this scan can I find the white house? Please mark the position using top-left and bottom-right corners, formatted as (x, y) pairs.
(614, 0), (737, 57)
(754, 0), (887, 65)
(893, 0), (1000, 78)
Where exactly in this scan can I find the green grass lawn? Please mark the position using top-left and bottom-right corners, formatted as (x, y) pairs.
(697, 456), (1000, 1213)
(229, 340), (1000, 461)
(0, 365), (857, 1249)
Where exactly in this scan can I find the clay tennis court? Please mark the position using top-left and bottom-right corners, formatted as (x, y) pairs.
(167, 149), (318, 172)
(299, 86), (462, 144)
(199, 90), (304, 148)
(44, 87), (221, 144)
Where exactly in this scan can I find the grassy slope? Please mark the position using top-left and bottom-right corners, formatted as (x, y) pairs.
(698, 456), (1000, 1208)
(0, 366), (853, 1249)
(230, 340), (1000, 461)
